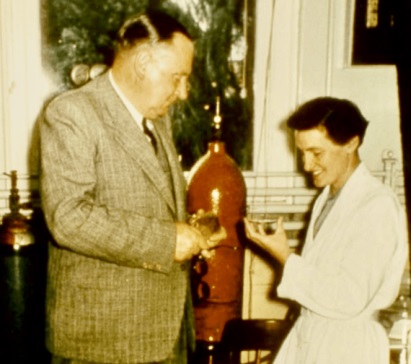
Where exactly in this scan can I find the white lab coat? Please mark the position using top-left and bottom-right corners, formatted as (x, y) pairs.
(274, 163), (409, 364)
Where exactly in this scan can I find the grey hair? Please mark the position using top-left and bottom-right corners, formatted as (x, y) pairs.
(116, 10), (192, 51)
(117, 14), (159, 47)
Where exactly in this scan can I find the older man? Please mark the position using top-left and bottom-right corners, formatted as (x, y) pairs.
(40, 10), (222, 364)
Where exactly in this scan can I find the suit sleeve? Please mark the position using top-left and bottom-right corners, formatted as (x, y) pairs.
(40, 95), (177, 273)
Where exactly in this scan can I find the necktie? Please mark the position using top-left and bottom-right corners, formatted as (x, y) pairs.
(313, 192), (338, 237)
(142, 118), (157, 153)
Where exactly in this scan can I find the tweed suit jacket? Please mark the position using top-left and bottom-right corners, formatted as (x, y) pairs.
(40, 72), (194, 363)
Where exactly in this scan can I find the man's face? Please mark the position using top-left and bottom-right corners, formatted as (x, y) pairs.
(295, 126), (356, 194)
(139, 33), (194, 119)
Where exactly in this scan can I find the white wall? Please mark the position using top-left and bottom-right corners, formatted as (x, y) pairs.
(253, 0), (403, 173)
(0, 0), (53, 177)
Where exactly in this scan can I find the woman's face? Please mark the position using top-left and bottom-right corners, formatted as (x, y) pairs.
(295, 126), (359, 194)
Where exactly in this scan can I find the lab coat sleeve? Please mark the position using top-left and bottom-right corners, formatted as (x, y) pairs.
(277, 191), (408, 319)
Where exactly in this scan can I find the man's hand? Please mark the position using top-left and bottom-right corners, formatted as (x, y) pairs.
(174, 222), (205, 262)
(188, 209), (227, 258)
(243, 217), (291, 265)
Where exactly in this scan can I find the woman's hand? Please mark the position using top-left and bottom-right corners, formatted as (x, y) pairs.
(243, 216), (291, 265)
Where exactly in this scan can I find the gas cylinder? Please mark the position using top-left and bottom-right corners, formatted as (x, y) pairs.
(187, 98), (247, 351)
(0, 171), (49, 363)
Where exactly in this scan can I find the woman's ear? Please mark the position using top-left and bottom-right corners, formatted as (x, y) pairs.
(346, 135), (360, 154)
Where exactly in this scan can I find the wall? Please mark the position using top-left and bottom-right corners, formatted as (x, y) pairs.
(252, 0), (403, 174)
(0, 0), (52, 176)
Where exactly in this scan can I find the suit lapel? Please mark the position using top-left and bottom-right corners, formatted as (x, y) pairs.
(154, 120), (187, 221)
(96, 74), (178, 215)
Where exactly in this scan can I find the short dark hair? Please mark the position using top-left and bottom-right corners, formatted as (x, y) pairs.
(116, 10), (192, 50)
(287, 97), (369, 145)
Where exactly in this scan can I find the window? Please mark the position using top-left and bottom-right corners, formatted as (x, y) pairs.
(42, 0), (255, 170)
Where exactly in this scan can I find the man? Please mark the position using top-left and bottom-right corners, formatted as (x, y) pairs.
(40, 10), (223, 364)
(244, 97), (408, 363)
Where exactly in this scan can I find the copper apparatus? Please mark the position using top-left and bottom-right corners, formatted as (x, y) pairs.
(187, 98), (247, 348)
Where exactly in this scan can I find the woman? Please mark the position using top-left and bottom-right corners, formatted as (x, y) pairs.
(244, 97), (408, 363)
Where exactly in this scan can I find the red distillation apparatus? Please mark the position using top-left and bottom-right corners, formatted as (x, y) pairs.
(187, 97), (247, 348)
